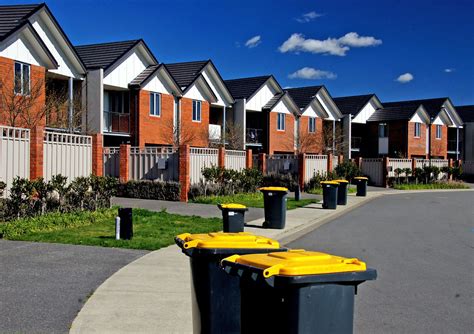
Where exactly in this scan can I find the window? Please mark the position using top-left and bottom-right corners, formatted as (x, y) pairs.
(150, 92), (161, 116)
(14, 62), (30, 95)
(436, 125), (442, 139)
(414, 122), (421, 137)
(104, 91), (129, 113)
(192, 100), (201, 122)
(277, 113), (285, 131)
(308, 117), (316, 133)
(378, 123), (388, 138)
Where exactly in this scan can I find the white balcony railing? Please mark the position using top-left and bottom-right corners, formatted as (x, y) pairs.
(209, 124), (221, 141)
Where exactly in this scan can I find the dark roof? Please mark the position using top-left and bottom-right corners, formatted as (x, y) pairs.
(129, 65), (159, 86)
(455, 105), (474, 123)
(383, 98), (447, 119)
(333, 94), (375, 115)
(263, 93), (284, 110)
(285, 86), (323, 109)
(164, 60), (209, 89)
(224, 75), (272, 100)
(0, 3), (43, 41)
(368, 104), (421, 122)
(75, 40), (149, 70)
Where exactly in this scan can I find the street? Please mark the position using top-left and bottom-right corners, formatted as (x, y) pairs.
(0, 240), (147, 333)
(289, 191), (474, 333)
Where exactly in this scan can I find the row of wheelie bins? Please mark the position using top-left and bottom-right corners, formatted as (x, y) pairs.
(175, 232), (376, 334)
(322, 177), (369, 209)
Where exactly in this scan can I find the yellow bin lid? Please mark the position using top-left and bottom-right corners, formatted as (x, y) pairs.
(259, 186), (289, 192)
(320, 181), (340, 185)
(176, 232), (280, 250)
(219, 203), (247, 209)
(354, 176), (368, 180)
(333, 179), (349, 183)
(224, 249), (367, 278)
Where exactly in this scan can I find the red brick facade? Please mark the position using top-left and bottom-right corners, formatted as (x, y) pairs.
(179, 145), (190, 202)
(180, 97), (209, 147)
(0, 56), (46, 128)
(407, 121), (428, 158)
(92, 134), (103, 176)
(135, 89), (175, 147)
(299, 116), (324, 153)
(268, 112), (295, 154)
(30, 125), (44, 180)
(430, 124), (448, 158)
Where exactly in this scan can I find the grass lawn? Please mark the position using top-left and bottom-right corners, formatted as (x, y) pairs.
(307, 186), (357, 195)
(0, 208), (222, 250)
(191, 192), (317, 210)
(393, 182), (469, 190)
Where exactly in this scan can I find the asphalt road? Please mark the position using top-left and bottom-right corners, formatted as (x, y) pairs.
(289, 191), (474, 333)
(0, 240), (147, 334)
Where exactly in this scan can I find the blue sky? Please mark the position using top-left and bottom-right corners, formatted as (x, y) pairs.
(14, 0), (474, 104)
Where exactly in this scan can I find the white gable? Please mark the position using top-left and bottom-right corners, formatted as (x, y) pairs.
(301, 103), (323, 118)
(271, 98), (292, 114)
(183, 80), (207, 101)
(143, 74), (174, 95)
(246, 81), (279, 111)
(201, 66), (232, 107)
(353, 98), (379, 124)
(30, 12), (83, 78)
(432, 116), (444, 125)
(317, 93), (336, 120)
(0, 29), (43, 66)
(103, 49), (149, 89)
(409, 108), (428, 123)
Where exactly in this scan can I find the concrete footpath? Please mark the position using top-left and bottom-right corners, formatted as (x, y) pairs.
(69, 189), (473, 334)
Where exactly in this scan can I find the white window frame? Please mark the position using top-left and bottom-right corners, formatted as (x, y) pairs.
(14, 62), (30, 96)
(308, 117), (316, 133)
(435, 125), (442, 139)
(378, 123), (388, 138)
(277, 113), (285, 131)
(414, 122), (421, 138)
(150, 92), (161, 117)
(192, 100), (202, 122)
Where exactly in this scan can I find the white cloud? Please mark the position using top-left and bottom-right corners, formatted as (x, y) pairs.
(288, 67), (337, 80)
(396, 73), (414, 83)
(245, 35), (261, 48)
(444, 68), (455, 73)
(296, 11), (323, 23)
(279, 32), (382, 56)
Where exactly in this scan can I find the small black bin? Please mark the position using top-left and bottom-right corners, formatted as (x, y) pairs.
(354, 177), (368, 197)
(218, 203), (248, 232)
(321, 181), (339, 209)
(118, 207), (133, 240)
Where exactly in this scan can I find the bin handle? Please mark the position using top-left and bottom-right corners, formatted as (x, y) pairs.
(183, 239), (200, 249)
(221, 254), (240, 266)
(176, 233), (191, 242)
(263, 264), (284, 278)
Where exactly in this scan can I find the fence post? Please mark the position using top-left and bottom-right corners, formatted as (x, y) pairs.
(411, 158), (416, 173)
(218, 147), (225, 168)
(259, 153), (266, 174)
(448, 158), (453, 180)
(382, 157), (389, 188)
(246, 149), (253, 169)
(179, 145), (190, 202)
(355, 156), (361, 168)
(327, 154), (333, 172)
(298, 153), (306, 190)
(119, 144), (130, 183)
(30, 126), (44, 180)
(92, 134), (103, 177)
(338, 154), (344, 165)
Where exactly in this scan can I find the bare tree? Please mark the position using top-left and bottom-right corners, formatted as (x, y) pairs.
(161, 117), (208, 149)
(321, 122), (347, 156)
(224, 122), (244, 150)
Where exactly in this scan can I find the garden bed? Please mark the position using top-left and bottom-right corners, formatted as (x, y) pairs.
(0, 208), (222, 250)
(393, 182), (469, 190)
(191, 192), (317, 210)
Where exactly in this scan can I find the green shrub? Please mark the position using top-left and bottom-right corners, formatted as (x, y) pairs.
(116, 180), (180, 201)
(261, 172), (298, 191)
(0, 181), (6, 197)
(305, 171), (337, 191)
(334, 161), (361, 180)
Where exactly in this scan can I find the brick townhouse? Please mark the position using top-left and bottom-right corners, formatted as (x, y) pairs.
(286, 86), (343, 154)
(454, 105), (473, 161)
(0, 4), (86, 129)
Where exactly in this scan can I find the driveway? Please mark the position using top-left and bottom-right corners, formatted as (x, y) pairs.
(289, 191), (474, 333)
(0, 240), (147, 334)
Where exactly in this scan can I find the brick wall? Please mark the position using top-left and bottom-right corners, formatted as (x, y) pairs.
(180, 97), (209, 147)
(0, 56), (46, 128)
(407, 121), (428, 158)
(136, 89), (174, 147)
(299, 116), (323, 153)
(268, 112), (295, 154)
(430, 124), (448, 158)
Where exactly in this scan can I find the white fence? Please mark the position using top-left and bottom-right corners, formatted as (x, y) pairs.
(103, 147), (120, 178)
(463, 161), (474, 175)
(305, 155), (328, 182)
(388, 159), (412, 177)
(0, 126), (30, 195)
(360, 158), (384, 186)
(129, 147), (178, 181)
(43, 131), (92, 182)
(415, 159), (449, 169)
(225, 150), (246, 171)
(189, 147), (219, 184)
(266, 154), (299, 175)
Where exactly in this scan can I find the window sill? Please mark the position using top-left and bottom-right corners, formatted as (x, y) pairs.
(149, 114), (161, 118)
